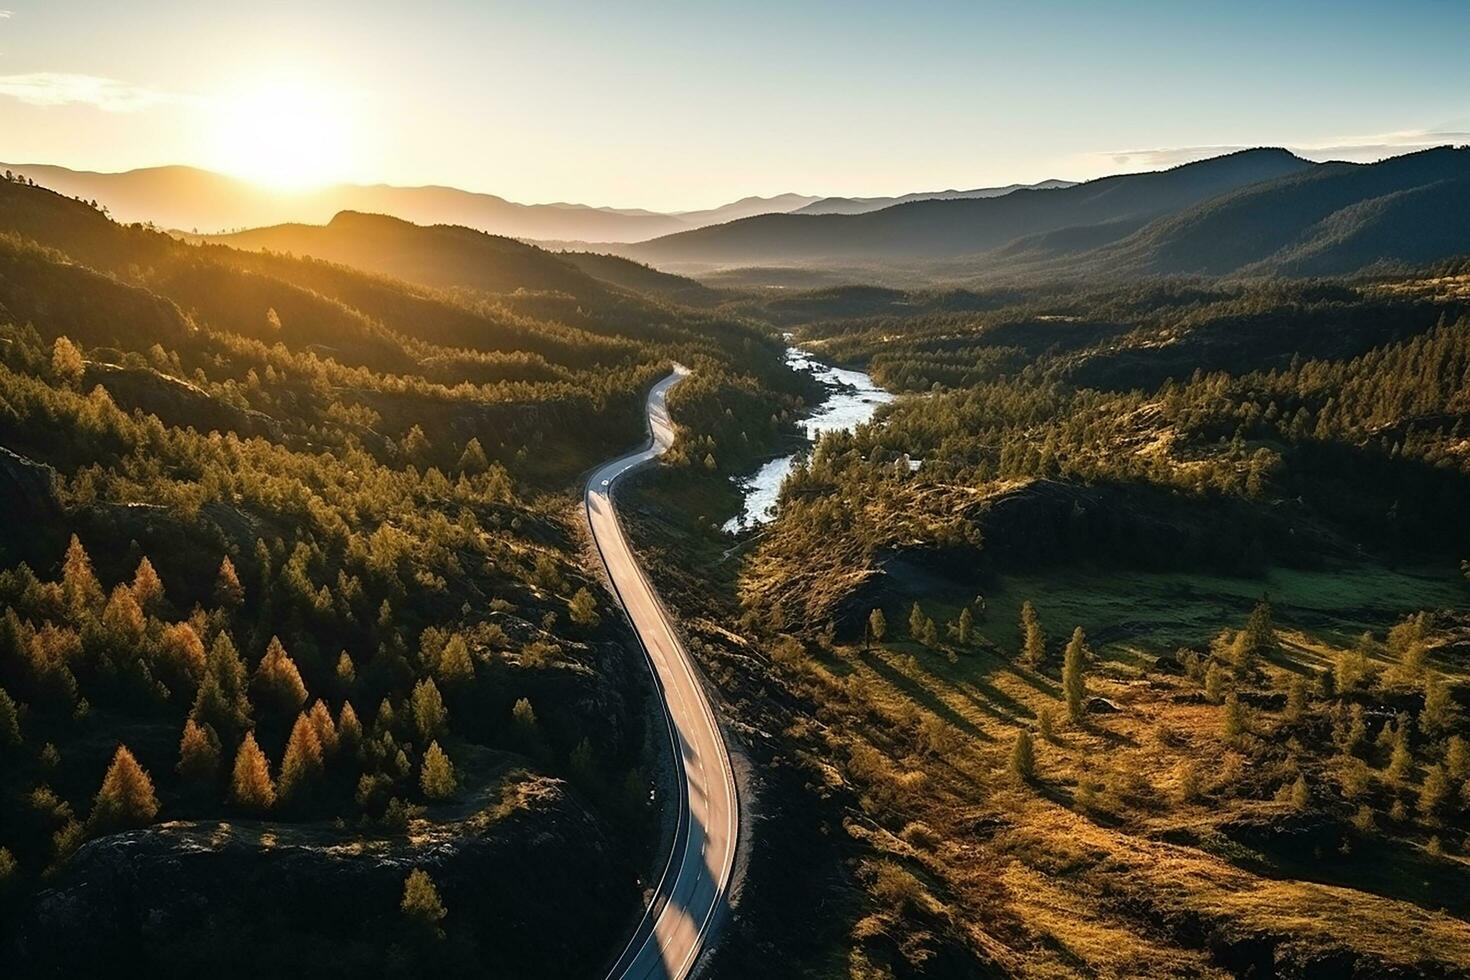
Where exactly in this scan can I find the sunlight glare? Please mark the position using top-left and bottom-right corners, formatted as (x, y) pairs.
(211, 75), (356, 190)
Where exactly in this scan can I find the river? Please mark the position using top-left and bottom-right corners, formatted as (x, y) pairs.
(723, 347), (892, 533)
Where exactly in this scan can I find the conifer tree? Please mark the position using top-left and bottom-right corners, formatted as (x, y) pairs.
(568, 588), (600, 628)
(130, 556), (165, 612)
(51, 336), (85, 388)
(1063, 627), (1088, 722)
(252, 636), (307, 716)
(420, 741), (457, 800)
(437, 635), (474, 685)
(177, 718), (221, 785)
(868, 608), (886, 646)
(230, 731), (275, 810)
(192, 631), (252, 737)
(307, 699), (338, 755)
(1204, 661), (1228, 704)
(336, 650), (356, 687)
(0, 686), (20, 748)
(1387, 733), (1413, 782)
(92, 745), (159, 830)
(1009, 728), (1035, 782)
(1386, 612), (1429, 686)
(160, 622), (207, 686)
(214, 556), (245, 610)
(1419, 763), (1450, 819)
(953, 606), (975, 646)
(1288, 774), (1309, 810)
(1446, 735), (1470, 782)
(456, 437), (489, 475)
(411, 678), (448, 743)
(278, 712), (325, 803)
(101, 585), (146, 651)
(1421, 673), (1462, 737)
(401, 868), (446, 928)
(1020, 601), (1045, 668)
(909, 602), (928, 642)
(1235, 597), (1277, 673)
(402, 425), (431, 465)
(1222, 692), (1247, 741)
(61, 534), (103, 614)
(338, 701), (363, 757)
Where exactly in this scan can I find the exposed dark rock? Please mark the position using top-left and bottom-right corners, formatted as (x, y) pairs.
(4, 776), (635, 980)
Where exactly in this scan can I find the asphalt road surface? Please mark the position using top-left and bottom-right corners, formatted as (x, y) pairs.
(588, 367), (738, 980)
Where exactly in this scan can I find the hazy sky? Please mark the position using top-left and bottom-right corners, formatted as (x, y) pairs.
(2, 0), (1468, 210)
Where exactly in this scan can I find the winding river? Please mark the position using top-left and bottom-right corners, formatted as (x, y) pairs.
(723, 347), (892, 533)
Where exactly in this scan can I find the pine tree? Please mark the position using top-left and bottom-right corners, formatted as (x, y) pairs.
(1419, 763), (1450, 819)
(1421, 673), (1462, 737)
(420, 741), (457, 800)
(177, 718), (221, 785)
(1063, 627), (1088, 722)
(338, 701), (363, 757)
(214, 556), (245, 609)
(61, 534), (103, 614)
(1037, 704), (1055, 742)
(401, 868), (446, 928)
(229, 731), (275, 811)
(278, 713), (325, 803)
(1446, 735), (1470, 782)
(1020, 601), (1045, 668)
(1387, 734), (1413, 782)
(336, 650), (356, 687)
(92, 745), (159, 830)
(908, 602), (928, 642)
(1222, 692), (1247, 741)
(568, 588), (601, 628)
(252, 636), (307, 716)
(1386, 612), (1429, 686)
(160, 622), (207, 686)
(192, 632), (252, 737)
(868, 608), (887, 646)
(1235, 597), (1277, 673)
(307, 699), (339, 756)
(102, 585), (146, 650)
(437, 635), (474, 685)
(402, 425), (431, 465)
(130, 556), (165, 612)
(0, 686), (20, 748)
(456, 437), (489, 475)
(1009, 728), (1035, 782)
(1204, 661), (1228, 703)
(953, 606), (975, 646)
(411, 678), (447, 743)
(51, 336), (85, 387)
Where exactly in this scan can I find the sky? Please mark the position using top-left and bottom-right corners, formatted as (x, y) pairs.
(1, 0), (1468, 211)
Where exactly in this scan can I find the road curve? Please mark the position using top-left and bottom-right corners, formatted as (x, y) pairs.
(588, 366), (738, 980)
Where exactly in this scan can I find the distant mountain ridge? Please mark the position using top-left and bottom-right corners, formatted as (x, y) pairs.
(793, 179), (1075, 215)
(620, 148), (1315, 270)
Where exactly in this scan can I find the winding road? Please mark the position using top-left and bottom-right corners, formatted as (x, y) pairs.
(587, 367), (738, 980)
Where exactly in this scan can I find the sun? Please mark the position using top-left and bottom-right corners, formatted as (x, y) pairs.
(210, 75), (356, 190)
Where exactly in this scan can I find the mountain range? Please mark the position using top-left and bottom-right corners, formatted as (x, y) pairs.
(606, 146), (1470, 283)
(0, 162), (1066, 244)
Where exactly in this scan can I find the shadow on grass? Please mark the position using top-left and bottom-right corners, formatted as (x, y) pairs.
(861, 649), (997, 743)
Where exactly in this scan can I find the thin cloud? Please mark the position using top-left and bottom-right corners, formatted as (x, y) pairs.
(0, 11), (13, 19)
(1099, 128), (1470, 170)
(0, 72), (196, 112)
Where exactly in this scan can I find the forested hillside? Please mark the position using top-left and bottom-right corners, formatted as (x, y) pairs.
(619, 268), (1470, 978)
(0, 174), (805, 977)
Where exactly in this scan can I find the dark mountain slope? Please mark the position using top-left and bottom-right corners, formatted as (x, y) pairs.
(623, 149), (1313, 267)
(205, 212), (609, 296)
(558, 252), (726, 306)
(1092, 146), (1470, 278)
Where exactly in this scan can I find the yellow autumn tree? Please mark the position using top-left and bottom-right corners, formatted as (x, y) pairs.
(252, 636), (307, 716)
(229, 731), (275, 811)
(92, 745), (159, 831)
(278, 712), (325, 803)
(420, 741), (457, 800)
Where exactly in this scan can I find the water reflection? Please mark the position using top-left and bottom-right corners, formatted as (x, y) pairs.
(723, 348), (892, 533)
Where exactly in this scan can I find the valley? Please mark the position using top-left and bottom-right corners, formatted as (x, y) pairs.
(3, 142), (1470, 980)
